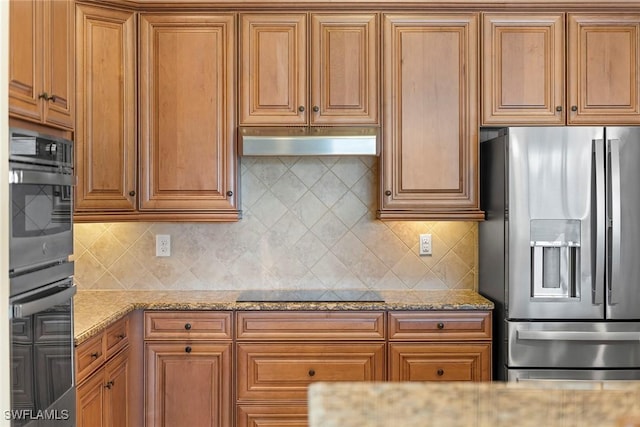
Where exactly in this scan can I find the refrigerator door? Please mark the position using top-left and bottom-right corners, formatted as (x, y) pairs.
(507, 321), (640, 369)
(507, 127), (605, 319)
(605, 127), (640, 320)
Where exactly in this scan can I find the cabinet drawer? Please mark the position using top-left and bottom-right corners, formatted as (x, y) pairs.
(105, 314), (129, 358)
(144, 311), (232, 340)
(76, 333), (105, 383)
(388, 311), (492, 341)
(237, 404), (308, 427)
(236, 311), (385, 340)
(237, 343), (385, 401)
(389, 343), (491, 382)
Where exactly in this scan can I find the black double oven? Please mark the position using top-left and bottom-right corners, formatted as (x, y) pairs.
(8, 128), (76, 427)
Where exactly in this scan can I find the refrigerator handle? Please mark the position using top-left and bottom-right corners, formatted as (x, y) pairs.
(593, 139), (606, 306)
(608, 139), (622, 305)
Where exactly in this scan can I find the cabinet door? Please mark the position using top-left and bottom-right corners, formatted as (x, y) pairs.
(104, 349), (129, 427)
(389, 343), (491, 382)
(310, 14), (378, 125)
(240, 13), (307, 125)
(380, 14), (482, 220)
(568, 14), (640, 124)
(145, 342), (232, 427)
(139, 14), (238, 214)
(43, 0), (74, 129)
(75, 5), (136, 212)
(237, 343), (385, 401)
(482, 13), (565, 125)
(9, 0), (43, 123)
(77, 367), (106, 427)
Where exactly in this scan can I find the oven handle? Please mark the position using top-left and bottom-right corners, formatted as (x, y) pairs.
(517, 330), (640, 342)
(9, 169), (73, 187)
(12, 284), (77, 318)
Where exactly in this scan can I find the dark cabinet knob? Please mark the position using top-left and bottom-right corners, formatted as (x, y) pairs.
(308, 369), (316, 377)
(312, 105), (319, 112)
(184, 323), (192, 330)
(226, 190), (233, 197)
(437, 322), (445, 330)
(437, 369), (444, 376)
(556, 106), (562, 112)
(105, 381), (113, 389)
(129, 190), (136, 197)
(571, 105), (578, 112)
(185, 346), (192, 353)
(298, 105), (305, 112)
(384, 190), (392, 196)
(117, 334), (126, 339)
(90, 352), (100, 359)
(38, 92), (57, 102)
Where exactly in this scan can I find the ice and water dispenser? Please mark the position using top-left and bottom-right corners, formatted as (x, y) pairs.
(530, 220), (581, 298)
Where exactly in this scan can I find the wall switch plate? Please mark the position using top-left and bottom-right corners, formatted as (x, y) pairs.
(419, 234), (432, 256)
(156, 234), (171, 257)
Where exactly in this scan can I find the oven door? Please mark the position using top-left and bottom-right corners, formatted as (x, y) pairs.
(9, 163), (73, 276)
(10, 280), (76, 427)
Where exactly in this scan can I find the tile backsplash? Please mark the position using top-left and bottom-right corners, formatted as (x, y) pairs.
(74, 156), (478, 292)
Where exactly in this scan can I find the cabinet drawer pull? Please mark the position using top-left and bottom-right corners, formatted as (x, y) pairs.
(90, 352), (100, 359)
(128, 190), (136, 197)
(312, 105), (319, 112)
(308, 369), (316, 377)
(556, 106), (562, 112)
(298, 105), (305, 112)
(385, 190), (392, 196)
(437, 369), (444, 376)
(571, 105), (578, 112)
(184, 323), (192, 330)
(226, 190), (233, 197)
(117, 334), (126, 339)
(437, 322), (445, 330)
(185, 346), (192, 353)
(105, 380), (114, 389)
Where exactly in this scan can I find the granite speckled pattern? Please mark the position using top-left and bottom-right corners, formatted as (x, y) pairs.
(73, 289), (493, 345)
(308, 382), (640, 427)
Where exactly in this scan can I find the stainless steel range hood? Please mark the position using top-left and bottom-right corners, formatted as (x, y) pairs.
(238, 127), (379, 156)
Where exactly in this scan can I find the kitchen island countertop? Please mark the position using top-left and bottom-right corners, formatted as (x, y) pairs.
(73, 289), (493, 345)
(308, 381), (640, 427)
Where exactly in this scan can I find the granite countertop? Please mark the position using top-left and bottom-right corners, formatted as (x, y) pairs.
(73, 289), (493, 345)
(308, 382), (640, 427)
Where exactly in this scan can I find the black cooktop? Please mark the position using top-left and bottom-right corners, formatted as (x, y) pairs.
(235, 289), (384, 303)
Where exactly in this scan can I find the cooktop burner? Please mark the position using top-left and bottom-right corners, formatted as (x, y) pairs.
(235, 289), (384, 303)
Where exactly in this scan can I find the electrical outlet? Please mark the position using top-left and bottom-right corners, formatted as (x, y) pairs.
(156, 234), (171, 257)
(419, 234), (432, 256)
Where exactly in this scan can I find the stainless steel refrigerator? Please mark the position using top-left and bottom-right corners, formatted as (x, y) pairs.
(479, 127), (640, 382)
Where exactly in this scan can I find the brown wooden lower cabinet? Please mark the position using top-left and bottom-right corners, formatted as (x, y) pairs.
(144, 342), (232, 427)
(389, 343), (492, 381)
(236, 404), (308, 427)
(136, 310), (491, 426)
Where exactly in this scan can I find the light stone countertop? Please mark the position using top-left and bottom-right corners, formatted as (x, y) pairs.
(73, 289), (493, 345)
(308, 382), (640, 427)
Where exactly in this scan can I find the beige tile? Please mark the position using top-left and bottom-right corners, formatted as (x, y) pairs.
(332, 191), (368, 228)
(247, 157), (288, 187)
(392, 251), (429, 287)
(251, 191), (288, 227)
(239, 169), (268, 208)
(431, 222), (474, 248)
(91, 272), (124, 290)
(290, 157), (329, 188)
(74, 252), (106, 288)
(88, 231), (126, 268)
(108, 222), (150, 248)
(311, 171), (348, 208)
(74, 223), (108, 248)
(311, 211), (348, 247)
(451, 228), (477, 268)
(271, 170), (308, 207)
(413, 270), (448, 290)
(311, 252), (349, 287)
(331, 157), (369, 188)
(432, 251), (472, 288)
(291, 191), (328, 228)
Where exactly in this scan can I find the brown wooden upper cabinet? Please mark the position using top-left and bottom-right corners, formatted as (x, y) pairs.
(240, 13), (378, 126)
(483, 13), (640, 125)
(9, 0), (74, 130)
(138, 13), (238, 214)
(75, 4), (137, 214)
(75, 7), (239, 221)
(379, 14), (482, 221)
